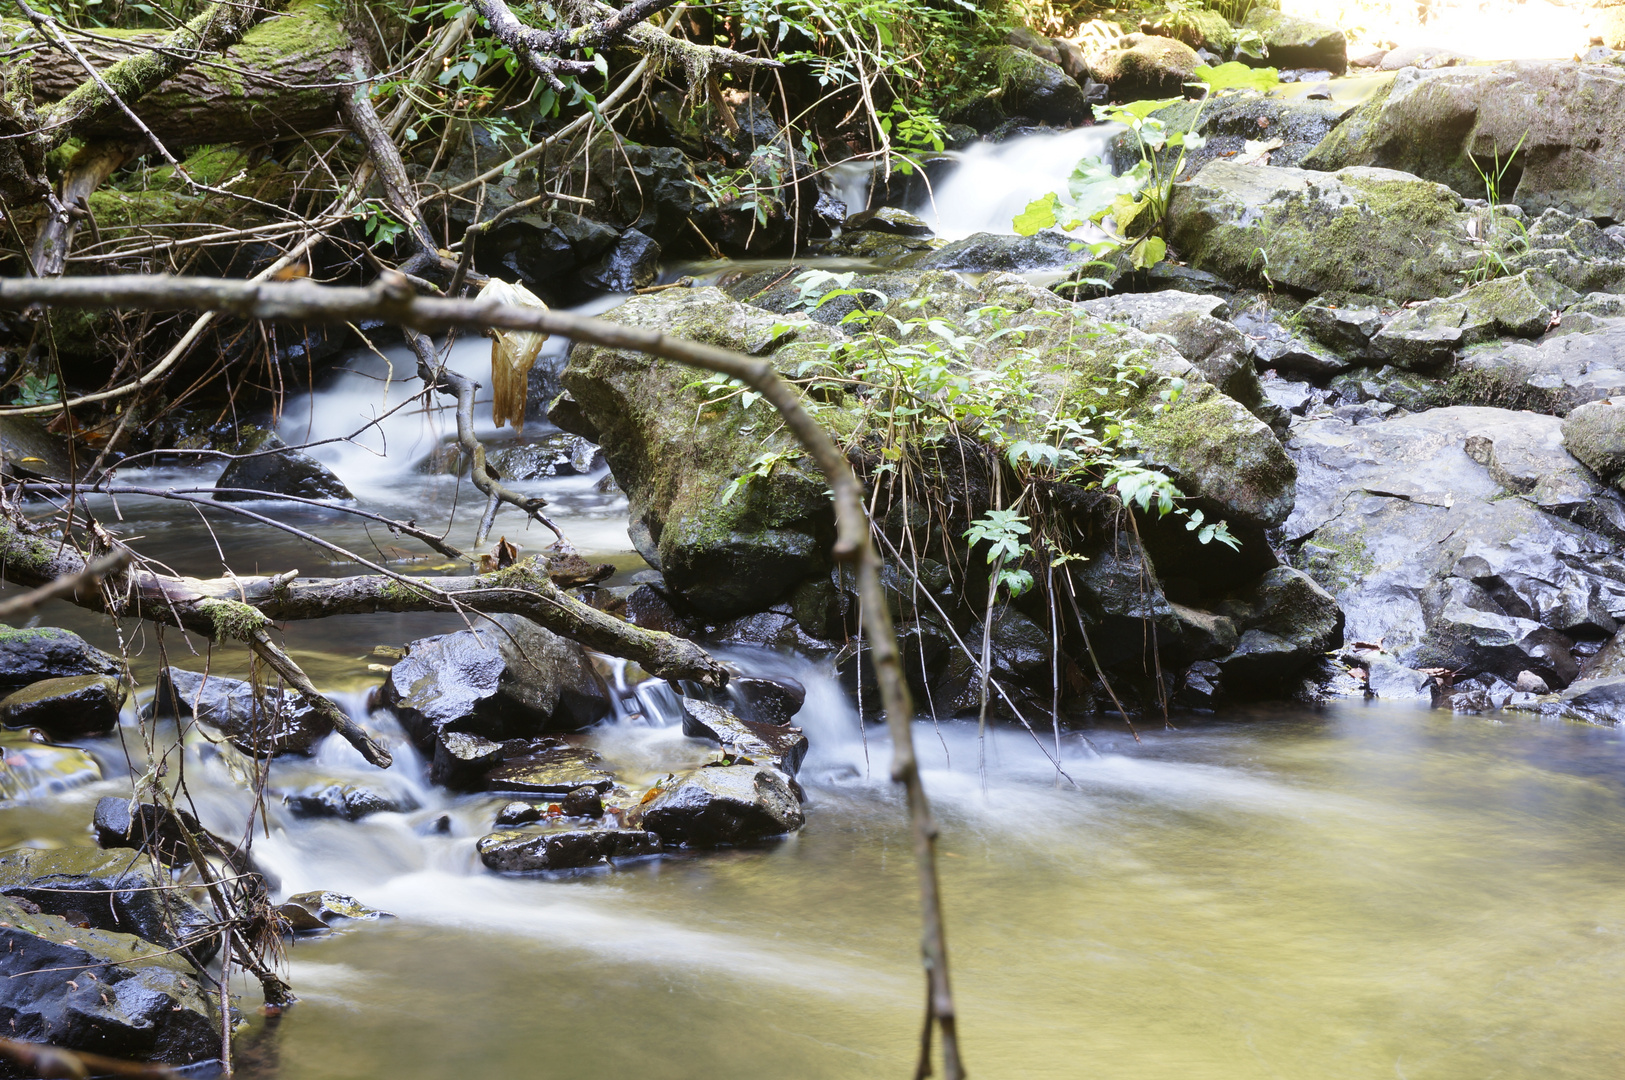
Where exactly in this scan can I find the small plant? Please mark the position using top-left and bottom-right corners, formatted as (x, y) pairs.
(10, 373), (59, 407)
(1464, 132), (1530, 285)
(355, 200), (408, 247)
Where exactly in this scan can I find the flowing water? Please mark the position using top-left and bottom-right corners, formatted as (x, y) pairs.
(6, 132), (1625, 1078)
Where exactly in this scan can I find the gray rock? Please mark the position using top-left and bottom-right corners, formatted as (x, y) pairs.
(283, 782), (417, 821)
(476, 826), (660, 872)
(1167, 162), (1481, 301)
(380, 614), (611, 747)
(0, 847), (219, 963)
(1455, 317), (1625, 415)
(579, 228), (661, 293)
(1175, 659), (1224, 709)
(1370, 270), (1575, 369)
(679, 698), (809, 776)
(1514, 670), (1550, 694)
(214, 431), (352, 502)
(0, 675), (124, 738)
(1510, 673), (1625, 725)
(913, 230), (1081, 273)
(1234, 305), (1352, 377)
(429, 730), (505, 791)
(1244, 8), (1347, 73)
(473, 433), (604, 481)
(484, 741), (616, 796)
(1297, 296), (1395, 357)
(636, 764), (804, 846)
(0, 895), (220, 1066)
(1363, 653), (1434, 700)
(0, 416), (75, 482)
(0, 626), (123, 693)
(849, 207), (933, 237)
(1286, 406), (1625, 686)
(1089, 34), (1200, 97)
(1301, 60), (1625, 222)
(1563, 400), (1625, 487)
(149, 667), (330, 756)
(725, 675), (806, 726)
(1214, 567), (1345, 690)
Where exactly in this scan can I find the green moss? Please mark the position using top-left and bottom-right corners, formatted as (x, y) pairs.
(1432, 365), (1561, 413)
(194, 598), (270, 642)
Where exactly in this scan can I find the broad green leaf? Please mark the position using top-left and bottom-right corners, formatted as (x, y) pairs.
(1131, 236), (1167, 270)
(1193, 62), (1281, 92)
(1012, 193), (1059, 236)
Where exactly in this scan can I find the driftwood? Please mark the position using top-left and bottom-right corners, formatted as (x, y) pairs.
(0, 272), (964, 1079)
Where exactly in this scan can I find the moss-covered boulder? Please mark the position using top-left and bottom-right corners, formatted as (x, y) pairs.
(1089, 34), (1200, 98)
(1243, 8), (1347, 73)
(1166, 161), (1480, 300)
(1562, 401), (1625, 488)
(1302, 60), (1625, 221)
(990, 44), (1091, 125)
(0, 626), (123, 694)
(558, 289), (846, 619)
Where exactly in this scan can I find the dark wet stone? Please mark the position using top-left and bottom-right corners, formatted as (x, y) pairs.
(0, 415), (76, 482)
(635, 764), (804, 846)
(429, 731), (504, 792)
(0, 895), (220, 1067)
(913, 230), (1079, 273)
(93, 797), (248, 874)
(381, 615), (611, 749)
(560, 785), (604, 817)
(477, 432), (605, 481)
(484, 742), (616, 796)
(580, 228), (662, 293)
(215, 431), (352, 502)
(0, 626), (123, 693)
(726, 675), (806, 726)
(680, 698), (809, 776)
(848, 207), (933, 237)
(494, 800), (545, 827)
(149, 667), (330, 757)
(0, 847), (219, 963)
(1175, 659), (1223, 709)
(282, 782), (417, 821)
(623, 584), (693, 635)
(0, 675), (123, 738)
(1214, 568), (1345, 692)
(477, 826), (660, 872)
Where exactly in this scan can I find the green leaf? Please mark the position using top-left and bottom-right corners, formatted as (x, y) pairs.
(1193, 62), (1281, 92)
(1131, 236), (1167, 270)
(1012, 193), (1059, 236)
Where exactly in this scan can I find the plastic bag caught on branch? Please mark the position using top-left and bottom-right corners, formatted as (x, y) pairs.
(480, 278), (550, 433)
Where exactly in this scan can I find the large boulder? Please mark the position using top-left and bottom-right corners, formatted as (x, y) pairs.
(635, 764), (804, 846)
(0, 847), (220, 963)
(0, 895), (220, 1067)
(1302, 60), (1625, 221)
(379, 615), (610, 748)
(214, 431), (351, 502)
(989, 44), (1091, 125)
(1166, 162), (1481, 301)
(0, 675), (124, 737)
(557, 288), (844, 618)
(1285, 406), (1625, 686)
(0, 626), (123, 693)
(1243, 8), (1347, 73)
(149, 666), (331, 756)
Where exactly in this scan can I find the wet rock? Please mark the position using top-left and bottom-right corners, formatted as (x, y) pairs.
(1362, 653), (1434, 700)
(485, 741), (616, 796)
(1510, 673), (1625, 725)
(680, 698), (809, 776)
(579, 228), (662, 293)
(0, 675), (123, 738)
(1113, 97), (1356, 181)
(1296, 296), (1395, 358)
(0, 895), (220, 1066)
(0, 733), (100, 802)
(476, 826), (660, 872)
(1169, 603), (1239, 660)
(477, 432), (605, 481)
(1243, 8), (1347, 73)
(1175, 659), (1224, 709)
(849, 207), (933, 237)
(381, 614), (611, 746)
(1563, 400), (1625, 488)
(1515, 670), (1550, 695)
(149, 667), (330, 756)
(283, 782), (416, 821)
(0, 847), (219, 963)
(277, 890), (393, 932)
(726, 675), (806, 726)
(1370, 270), (1575, 368)
(93, 797), (247, 873)
(559, 289), (843, 618)
(623, 583), (694, 635)
(471, 211), (617, 296)
(1285, 406), (1625, 686)
(913, 230), (1081, 273)
(635, 764), (804, 846)
(214, 431), (352, 502)
(1455, 316), (1625, 415)
(494, 800), (544, 827)
(1214, 568), (1345, 690)
(0, 415), (75, 482)
(1089, 34), (1200, 97)
(0, 626), (123, 693)
(429, 731), (504, 791)
(1302, 60), (1625, 221)
(1167, 162), (1481, 301)
(989, 44), (1091, 126)
(818, 230), (937, 262)
(1233, 305), (1352, 377)
(560, 785), (604, 817)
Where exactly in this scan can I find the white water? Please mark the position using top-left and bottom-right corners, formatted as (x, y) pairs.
(910, 125), (1121, 240)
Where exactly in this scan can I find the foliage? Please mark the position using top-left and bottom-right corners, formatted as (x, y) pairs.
(1192, 61), (1279, 92)
(9, 373), (59, 407)
(1464, 133), (1530, 285)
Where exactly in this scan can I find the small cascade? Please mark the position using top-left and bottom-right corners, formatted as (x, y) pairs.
(911, 125), (1122, 240)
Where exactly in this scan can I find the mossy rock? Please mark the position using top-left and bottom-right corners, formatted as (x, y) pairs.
(1243, 8), (1347, 73)
(1090, 34), (1200, 98)
(989, 44), (1091, 125)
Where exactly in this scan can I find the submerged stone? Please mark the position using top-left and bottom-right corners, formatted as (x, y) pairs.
(0, 734), (101, 802)
(484, 742), (616, 796)
(277, 890), (394, 931)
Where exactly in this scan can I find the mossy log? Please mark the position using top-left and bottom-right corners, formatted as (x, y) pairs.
(1, 0), (352, 151)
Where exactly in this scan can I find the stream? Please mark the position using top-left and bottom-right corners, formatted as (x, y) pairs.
(5, 129), (1625, 1079)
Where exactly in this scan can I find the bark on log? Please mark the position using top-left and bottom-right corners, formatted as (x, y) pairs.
(1, 3), (352, 149)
